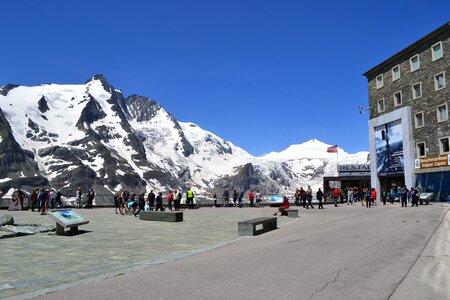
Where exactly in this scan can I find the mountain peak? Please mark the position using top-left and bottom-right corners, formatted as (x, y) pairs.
(85, 74), (112, 92)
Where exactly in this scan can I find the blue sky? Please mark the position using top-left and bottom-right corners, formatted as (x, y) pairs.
(1, 0), (449, 156)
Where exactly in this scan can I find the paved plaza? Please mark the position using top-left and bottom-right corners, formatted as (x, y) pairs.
(1, 203), (449, 300)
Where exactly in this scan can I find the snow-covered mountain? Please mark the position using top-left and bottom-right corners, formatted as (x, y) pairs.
(0, 75), (368, 203)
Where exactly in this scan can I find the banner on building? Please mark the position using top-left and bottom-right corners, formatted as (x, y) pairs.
(375, 119), (404, 175)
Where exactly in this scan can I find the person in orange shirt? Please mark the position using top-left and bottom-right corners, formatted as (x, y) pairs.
(274, 196), (290, 216)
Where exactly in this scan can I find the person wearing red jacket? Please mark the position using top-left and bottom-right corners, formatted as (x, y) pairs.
(248, 190), (255, 207)
(274, 196), (290, 216)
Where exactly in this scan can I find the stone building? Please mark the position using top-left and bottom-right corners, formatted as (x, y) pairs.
(364, 22), (449, 202)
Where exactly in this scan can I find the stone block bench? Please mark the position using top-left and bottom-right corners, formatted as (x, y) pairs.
(238, 217), (277, 236)
(139, 211), (183, 222)
(284, 209), (299, 218)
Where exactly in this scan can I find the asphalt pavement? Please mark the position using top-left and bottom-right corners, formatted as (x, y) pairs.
(2, 202), (449, 300)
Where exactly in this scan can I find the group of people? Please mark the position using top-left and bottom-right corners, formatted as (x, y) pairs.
(76, 187), (95, 209)
(219, 189), (262, 208)
(294, 187), (325, 209)
(275, 185), (424, 215)
(29, 188), (63, 215)
(383, 186), (421, 207)
(113, 188), (195, 216)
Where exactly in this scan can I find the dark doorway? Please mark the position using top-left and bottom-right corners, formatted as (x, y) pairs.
(380, 175), (404, 191)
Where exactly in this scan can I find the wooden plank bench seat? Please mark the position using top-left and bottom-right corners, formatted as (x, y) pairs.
(238, 217), (277, 236)
(139, 211), (183, 222)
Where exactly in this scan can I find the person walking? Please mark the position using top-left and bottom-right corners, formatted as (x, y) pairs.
(222, 189), (229, 207)
(31, 188), (38, 212)
(255, 190), (262, 207)
(232, 189), (237, 207)
(54, 190), (63, 208)
(347, 188), (353, 205)
(238, 190), (244, 208)
(401, 186), (409, 207)
(87, 187), (95, 209)
(294, 189), (300, 206)
(167, 191), (174, 211)
(316, 188), (324, 209)
(300, 187), (307, 208)
(147, 190), (155, 211)
(411, 187), (419, 207)
(76, 187), (82, 209)
(138, 192), (145, 214)
(155, 192), (164, 211)
(174, 190), (182, 211)
(389, 188), (396, 204)
(248, 190), (254, 207)
(331, 188), (339, 207)
(49, 189), (56, 209)
(186, 188), (194, 209)
(381, 189), (387, 205)
(370, 188), (377, 206)
(212, 192), (217, 207)
(306, 187), (314, 209)
(114, 192), (121, 214)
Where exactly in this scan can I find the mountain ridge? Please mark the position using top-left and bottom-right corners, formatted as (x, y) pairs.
(0, 75), (368, 202)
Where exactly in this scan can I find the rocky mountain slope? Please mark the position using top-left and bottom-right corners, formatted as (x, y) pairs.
(0, 75), (368, 203)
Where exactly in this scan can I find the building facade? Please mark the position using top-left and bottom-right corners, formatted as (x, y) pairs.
(364, 22), (450, 201)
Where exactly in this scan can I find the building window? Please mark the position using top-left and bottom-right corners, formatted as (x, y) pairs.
(431, 41), (443, 61)
(434, 72), (446, 90)
(393, 91), (402, 106)
(417, 142), (426, 157)
(392, 65), (401, 81)
(414, 111), (425, 128)
(439, 137), (450, 154)
(376, 74), (384, 89)
(410, 54), (420, 72)
(437, 103), (448, 122)
(412, 82), (422, 99)
(377, 98), (385, 113)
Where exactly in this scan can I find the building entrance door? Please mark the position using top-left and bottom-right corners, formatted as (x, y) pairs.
(381, 175), (404, 192)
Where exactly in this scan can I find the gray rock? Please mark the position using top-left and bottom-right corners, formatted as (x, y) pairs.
(0, 214), (14, 226)
(0, 224), (55, 235)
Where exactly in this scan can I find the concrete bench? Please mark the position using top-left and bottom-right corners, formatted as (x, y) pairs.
(238, 217), (277, 236)
(284, 209), (299, 218)
(139, 211), (183, 222)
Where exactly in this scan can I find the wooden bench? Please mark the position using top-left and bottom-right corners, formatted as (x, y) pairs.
(284, 209), (299, 218)
(139, 211), (183, 222)
(238, 217), (277, 236)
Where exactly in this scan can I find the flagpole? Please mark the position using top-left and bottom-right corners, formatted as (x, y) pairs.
(336, 145), (339, 172)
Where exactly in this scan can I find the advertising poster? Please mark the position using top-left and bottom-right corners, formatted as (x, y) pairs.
(375, 119), (404, 175)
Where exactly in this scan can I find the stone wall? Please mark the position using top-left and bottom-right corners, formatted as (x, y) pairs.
(367, 28), (449, 157)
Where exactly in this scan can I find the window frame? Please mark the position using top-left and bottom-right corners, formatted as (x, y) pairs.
(393, 90), (403, 107)
(392, 65), (401, 81)
(434, 71), (446, 91)
(414, 111), (425, 129)
(439, 136), (450, 154)
(410, 54), (420, 72)
(376, 74), (384, 89)
(431, 41), (443, 62)
(412, 82), (422, 99)
(436, 103), (448, 123)
(416, 142), (426, 158)
(377, 98), (385, 113)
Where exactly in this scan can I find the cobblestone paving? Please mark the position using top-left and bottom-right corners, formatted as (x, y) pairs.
(0, 207), (293, 298)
